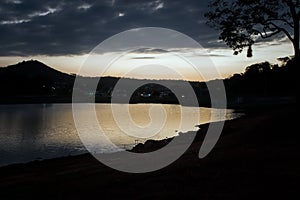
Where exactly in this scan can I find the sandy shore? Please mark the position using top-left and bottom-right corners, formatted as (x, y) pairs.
(0, 104), (299, 199)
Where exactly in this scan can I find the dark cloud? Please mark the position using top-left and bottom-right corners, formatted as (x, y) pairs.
(131, 56), (156, 59)
(0, 0), (226, 56)
(131, 48), (169, 54)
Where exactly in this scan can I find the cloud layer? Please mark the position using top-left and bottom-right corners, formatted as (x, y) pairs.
(0, 0), (225, 56)
(0, 0), (291, 57)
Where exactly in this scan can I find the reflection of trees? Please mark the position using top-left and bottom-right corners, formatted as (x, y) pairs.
(0, 104), (53, 149)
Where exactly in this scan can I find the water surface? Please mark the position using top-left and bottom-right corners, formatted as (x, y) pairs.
(0, 104), (242, 166)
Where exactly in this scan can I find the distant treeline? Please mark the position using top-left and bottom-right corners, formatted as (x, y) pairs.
(224, 57), (297, 97)
(0, 60), (209, 105)
(0, 58), (297, 105)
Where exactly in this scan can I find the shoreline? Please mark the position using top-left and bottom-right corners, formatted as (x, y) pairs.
(0, 118), (235, 168)
(0, 102), (294, 167)
(0, 95), (296, 109)
(0, 103), (243, 168)
(0, 103), (298, 199)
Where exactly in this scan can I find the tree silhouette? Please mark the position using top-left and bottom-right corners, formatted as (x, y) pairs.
(205, 0), (300, 59)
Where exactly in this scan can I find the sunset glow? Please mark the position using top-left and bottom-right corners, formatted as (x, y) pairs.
(0, 40), (293, 81)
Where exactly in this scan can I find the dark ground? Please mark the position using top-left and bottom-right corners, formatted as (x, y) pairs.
(0, 104), (299, 199)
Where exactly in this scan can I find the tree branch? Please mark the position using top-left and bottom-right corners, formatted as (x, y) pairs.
(269, 22), (294, 42)
(267, 18), (294, 28)
(252, 28), (281, 39)
(252, 29), (268, 38)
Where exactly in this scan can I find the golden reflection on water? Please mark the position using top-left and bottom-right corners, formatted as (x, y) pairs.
(0, 104), (239, 165)
(93, 104), (217, 146)
(95, 104), (183, 145)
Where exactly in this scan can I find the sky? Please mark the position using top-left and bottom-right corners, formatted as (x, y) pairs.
(0, 0), (294, 81)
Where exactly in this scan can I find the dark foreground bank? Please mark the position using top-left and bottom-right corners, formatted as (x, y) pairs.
(0, 104), (299, 199)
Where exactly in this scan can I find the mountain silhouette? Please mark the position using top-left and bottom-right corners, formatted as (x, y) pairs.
(1, 58), (295, 105)
(0, 60), (74, 96)
(0, 60), (203, 105)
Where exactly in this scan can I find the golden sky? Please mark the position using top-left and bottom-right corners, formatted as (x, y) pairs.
(0, 41), (293, 81)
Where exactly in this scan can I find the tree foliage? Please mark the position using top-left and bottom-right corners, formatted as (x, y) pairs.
(205, 0), (300, 58)
(224, 57), (297, 97)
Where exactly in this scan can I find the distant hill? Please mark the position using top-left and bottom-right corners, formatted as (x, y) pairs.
(0, 60), (71, 80)
(0, 59), (296, 105)
(0, 60), (74, 96)
(0, 60), (209, 105)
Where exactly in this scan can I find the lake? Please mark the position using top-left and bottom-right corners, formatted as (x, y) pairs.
(0, 104), (242, 166)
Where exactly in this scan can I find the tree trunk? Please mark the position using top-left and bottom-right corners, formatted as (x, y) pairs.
(293, 22), (299, 60)
(287, 0), (300, 60)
